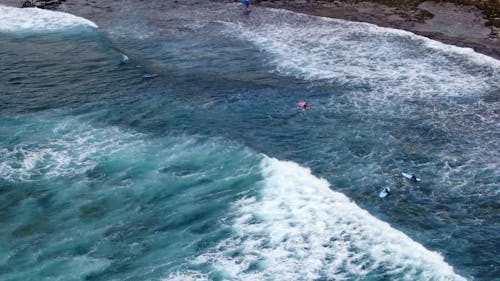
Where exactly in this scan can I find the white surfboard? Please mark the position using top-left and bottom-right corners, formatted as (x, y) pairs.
(402, 172), (421, 182)
(379, 187), (390, 198)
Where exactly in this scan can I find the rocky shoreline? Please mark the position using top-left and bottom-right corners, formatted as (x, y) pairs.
(20, 0), (65, 9)
(9, 0), (500, 60)
(246, 0), (500, 60)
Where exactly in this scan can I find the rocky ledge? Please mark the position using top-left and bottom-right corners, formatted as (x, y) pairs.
(15, 0), (500, 60)
(21, 0), (65, 9)
(251, 0), (500, 60)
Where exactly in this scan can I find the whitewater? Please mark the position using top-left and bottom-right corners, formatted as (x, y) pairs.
(0, 2), (498, 281)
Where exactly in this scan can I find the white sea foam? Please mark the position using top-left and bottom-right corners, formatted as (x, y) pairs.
(0, 5), (97, 33)
(164, 271), (209, 281)
(0, 119), (142, 182)
(197, 157), (466, 280)
(223, 8), (499, 100)
(121, 53), (130, 63)
(36, 256), (111, 279)
(318, 15), (500, 67)
(0, 115), (255, 184)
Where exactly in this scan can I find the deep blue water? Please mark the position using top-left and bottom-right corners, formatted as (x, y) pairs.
(0, 1), (499, 280)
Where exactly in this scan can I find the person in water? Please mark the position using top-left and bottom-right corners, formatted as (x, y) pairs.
(410, 174), (418, 182)
(384, 187), (391, 196)
(242, 0), (250, 12)
(303, 103), (310, 109)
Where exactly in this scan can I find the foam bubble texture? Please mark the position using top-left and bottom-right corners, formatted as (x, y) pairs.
(0, 5), (97, 33)
(197, 157), (466, 281)
(0, 116), (141, 182)
(224, 9), (499, 100)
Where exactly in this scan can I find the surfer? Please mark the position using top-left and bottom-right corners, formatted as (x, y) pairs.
(402, 172), (420, 182)
(298, 102), (310, 109)
(410, 174), (418, 182)
(379, 186), (391, 198)
(242, 0), (250, 13)
(383, 187), (391, 196)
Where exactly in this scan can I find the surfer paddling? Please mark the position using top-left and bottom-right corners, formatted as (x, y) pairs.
(410, 174), (418, 182)
(383, 187), (391, 196)
(297, 102), (310, 110)
(402, 172), (421, 182)
(379, 187), (391, 198)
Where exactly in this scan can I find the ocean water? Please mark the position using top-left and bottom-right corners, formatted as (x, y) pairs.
(0, 2), (499, 281)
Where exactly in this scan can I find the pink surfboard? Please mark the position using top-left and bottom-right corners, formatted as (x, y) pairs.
(297, 102), (310, 109)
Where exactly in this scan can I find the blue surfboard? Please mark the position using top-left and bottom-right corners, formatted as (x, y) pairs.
(402, 172), (421, 182)
(379, 187), (390, 198)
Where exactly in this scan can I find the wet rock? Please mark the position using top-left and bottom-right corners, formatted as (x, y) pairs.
(21, 0), (34, 8)
(21, 0), (66, 9)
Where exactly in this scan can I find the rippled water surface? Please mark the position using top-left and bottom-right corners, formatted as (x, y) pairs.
(0, 2), (499, 280)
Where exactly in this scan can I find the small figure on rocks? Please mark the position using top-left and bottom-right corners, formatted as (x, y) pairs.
(242, 0), (250, 13)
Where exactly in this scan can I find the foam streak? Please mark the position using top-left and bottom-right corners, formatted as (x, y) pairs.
(0, 5), (97, 33)
(198, 157), (466, 281)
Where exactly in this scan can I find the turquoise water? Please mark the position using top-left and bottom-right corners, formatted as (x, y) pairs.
(0, 2), (499, 280)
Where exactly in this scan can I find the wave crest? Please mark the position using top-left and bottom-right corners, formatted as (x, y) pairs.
(0, 5), (97, 33)
(196, 157), (466, 281)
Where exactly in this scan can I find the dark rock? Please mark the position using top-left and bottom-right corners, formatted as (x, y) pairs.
(21, 0), (34, 8)
(23, 0), (66, 9)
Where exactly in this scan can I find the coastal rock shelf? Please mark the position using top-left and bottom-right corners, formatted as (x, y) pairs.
(21, 0), (65, 9)
(246, 0), (500, 60)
